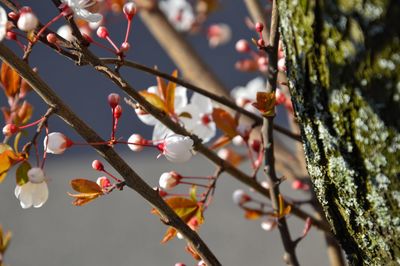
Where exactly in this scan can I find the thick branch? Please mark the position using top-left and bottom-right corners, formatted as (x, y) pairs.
(0, 43), (221, 266)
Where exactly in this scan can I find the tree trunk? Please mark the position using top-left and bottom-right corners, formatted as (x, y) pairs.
(278, 0), (400, 265)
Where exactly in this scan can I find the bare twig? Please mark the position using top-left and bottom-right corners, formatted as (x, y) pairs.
(261, 1), (300, 265)
(0, 43), (221, 266)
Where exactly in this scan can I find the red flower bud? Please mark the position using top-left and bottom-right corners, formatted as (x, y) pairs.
(107, 93), (120, 108)
(96, 26), (109, 39)
(255, 22), (264, 32)
(2, 124), (19, 136)
(92, 160), (104, 171)
(123, 2), (137, 20)
(114, 105), (122, 119)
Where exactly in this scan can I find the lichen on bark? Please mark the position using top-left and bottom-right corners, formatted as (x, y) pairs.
(277, 0), (400, 264)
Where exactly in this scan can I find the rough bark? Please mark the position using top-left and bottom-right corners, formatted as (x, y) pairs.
(278, 0), (400, 265)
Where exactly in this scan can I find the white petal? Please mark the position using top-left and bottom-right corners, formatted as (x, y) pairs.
(14, 185), (22, 198)
(192, 122), (216, 143)
(27, 168), (46, 183)
(18, 182), (35, 209)
(75, 9), (103, 23)
(0, 7), (7, 42)
(174, 86), (188, 110)
(152, 122), (173, 142)
(136, 111), (158, 126)
(32, 182), (49, 208)
(191, 93), (213, 113)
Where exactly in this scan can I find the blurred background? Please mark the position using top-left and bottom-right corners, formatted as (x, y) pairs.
(0, 1), (330, 265)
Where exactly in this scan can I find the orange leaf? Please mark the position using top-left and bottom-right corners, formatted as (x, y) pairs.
(209, 135), (231, 150)
(252, 92), (276, 117)
(220, 148), (246, 167)
(185, 243), (201, 260)
(16, 101), (33, 125)
(67, 192), (102, 206)
(1, 62), (21, 97)
(244, 209), (263, 220)
(164, 197), (199, 222)
(0, 144), (22, 183)
(165, 70), (178, 114)
(70, 179), (103, 194)
(271, 194), (292, 218)
(212, 108), (238, 138)
(139, 91), (167, 112)
(161, 227), (177, 243)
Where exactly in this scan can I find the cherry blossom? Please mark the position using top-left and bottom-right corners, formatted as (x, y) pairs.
(178, 93), (216, 143)
(207, 23), (232, 48)
(159, 0), (195, 32)
(127, 134), (145, 152)
(231, 77), (265, 114)
(0, 6), (7, 41)
(158, 134), (194, 163)
(61, 0), (103, 23)
(15, 168), (49, 209)
(232, 189), (250, 205)
(44, 132), (71, 154)
(159, 171), (181, 190)
(17, 7), (39, 32)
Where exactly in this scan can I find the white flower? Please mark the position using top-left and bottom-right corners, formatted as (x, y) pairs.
(61, 0), (103, 23)
(161, 134), (194, 163)
(232, 189), (250, 205)
(178, 93), (216, 143)
(127, 134), (145, 152)
(44, 132), (70, 154)
(261, 219), (277, 231)
(207, 23), (232, 48)
(159, 171), (181, 190)
(17, 8), (39, 32)
(159, 0), (195, 32)
(57, 24), (74, 41)
(231, 77), (265, 113)
(0, 6), (7, 42)
(15, 167), (49, 209)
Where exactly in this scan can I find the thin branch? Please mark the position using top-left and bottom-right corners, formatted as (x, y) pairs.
(0, 43), (221, 266)
(261, 1), (300, 265)
(100, 58), (302, 142)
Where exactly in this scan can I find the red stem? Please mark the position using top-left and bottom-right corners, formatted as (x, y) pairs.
(124, 19), (132, 43)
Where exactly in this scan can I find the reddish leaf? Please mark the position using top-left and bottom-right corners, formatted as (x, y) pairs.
(67, 192), (102, 206)
(16, 101), (33, 125)
(1, 62), (21, 97)
(0, 144), (23, 183)
(212, 108), (238, 138)
(252, 92), (276, 117)
(209, 135), (231, 150)
(139, 91), (167, 112)
(185, 243), (201, 261)
(70, 179), (103, 194)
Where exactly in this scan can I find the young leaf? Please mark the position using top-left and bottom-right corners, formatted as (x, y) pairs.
(16, 161), (31, 186)
(244, 209), (263, 220)
(209, 135), (231, 150)
(252, 92), (276, 117)
(165, 70), (178, 114)
(0, 62), (21, 97)
(139, 91), (167, 112)
(70, 179), (103, 194)
(67, 192), (103, 206)
(185, 243), (202, 261)
(211, 108), (238, 138)
(189, 185), (197, 202)
(271, 194), (292, 219)
(0, 144), (23, 183)
(161, 227), (177, 244)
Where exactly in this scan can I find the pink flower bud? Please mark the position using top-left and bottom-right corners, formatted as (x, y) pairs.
(232, 189), (251, 205)
(255, 22), (264, 32)
(175, 263), (186, 266)
(46, 33), (58, 44)
(92, 160), (104, 171)
(8, 11), (19, 21)
(2, 124), (19, 136)
(207, 23), (231, 48)
(127, 134), (145, 152)
(292, 180), (310, 191)
(198, 260), (206, 266)
(275, 89), (286, 105)
(257, 38), (265, 48)
(44, 132), (71, 154)
(120, 42), (130, 52)
(235, 39), (250, 53)
(96, 26), (109, 39)
(17, 7), (38, 32)
(107, 93), (120, 108)
(114, 105), (122, 119)
(6, 31), (16, 40)
(278, 57), (286, 72)
(96, 176), (112, 189)
(123, 2), (137, 20)
(261, 219), (277, 231)
(159, 171), (181, 190)
(160, 134), (194, 163)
